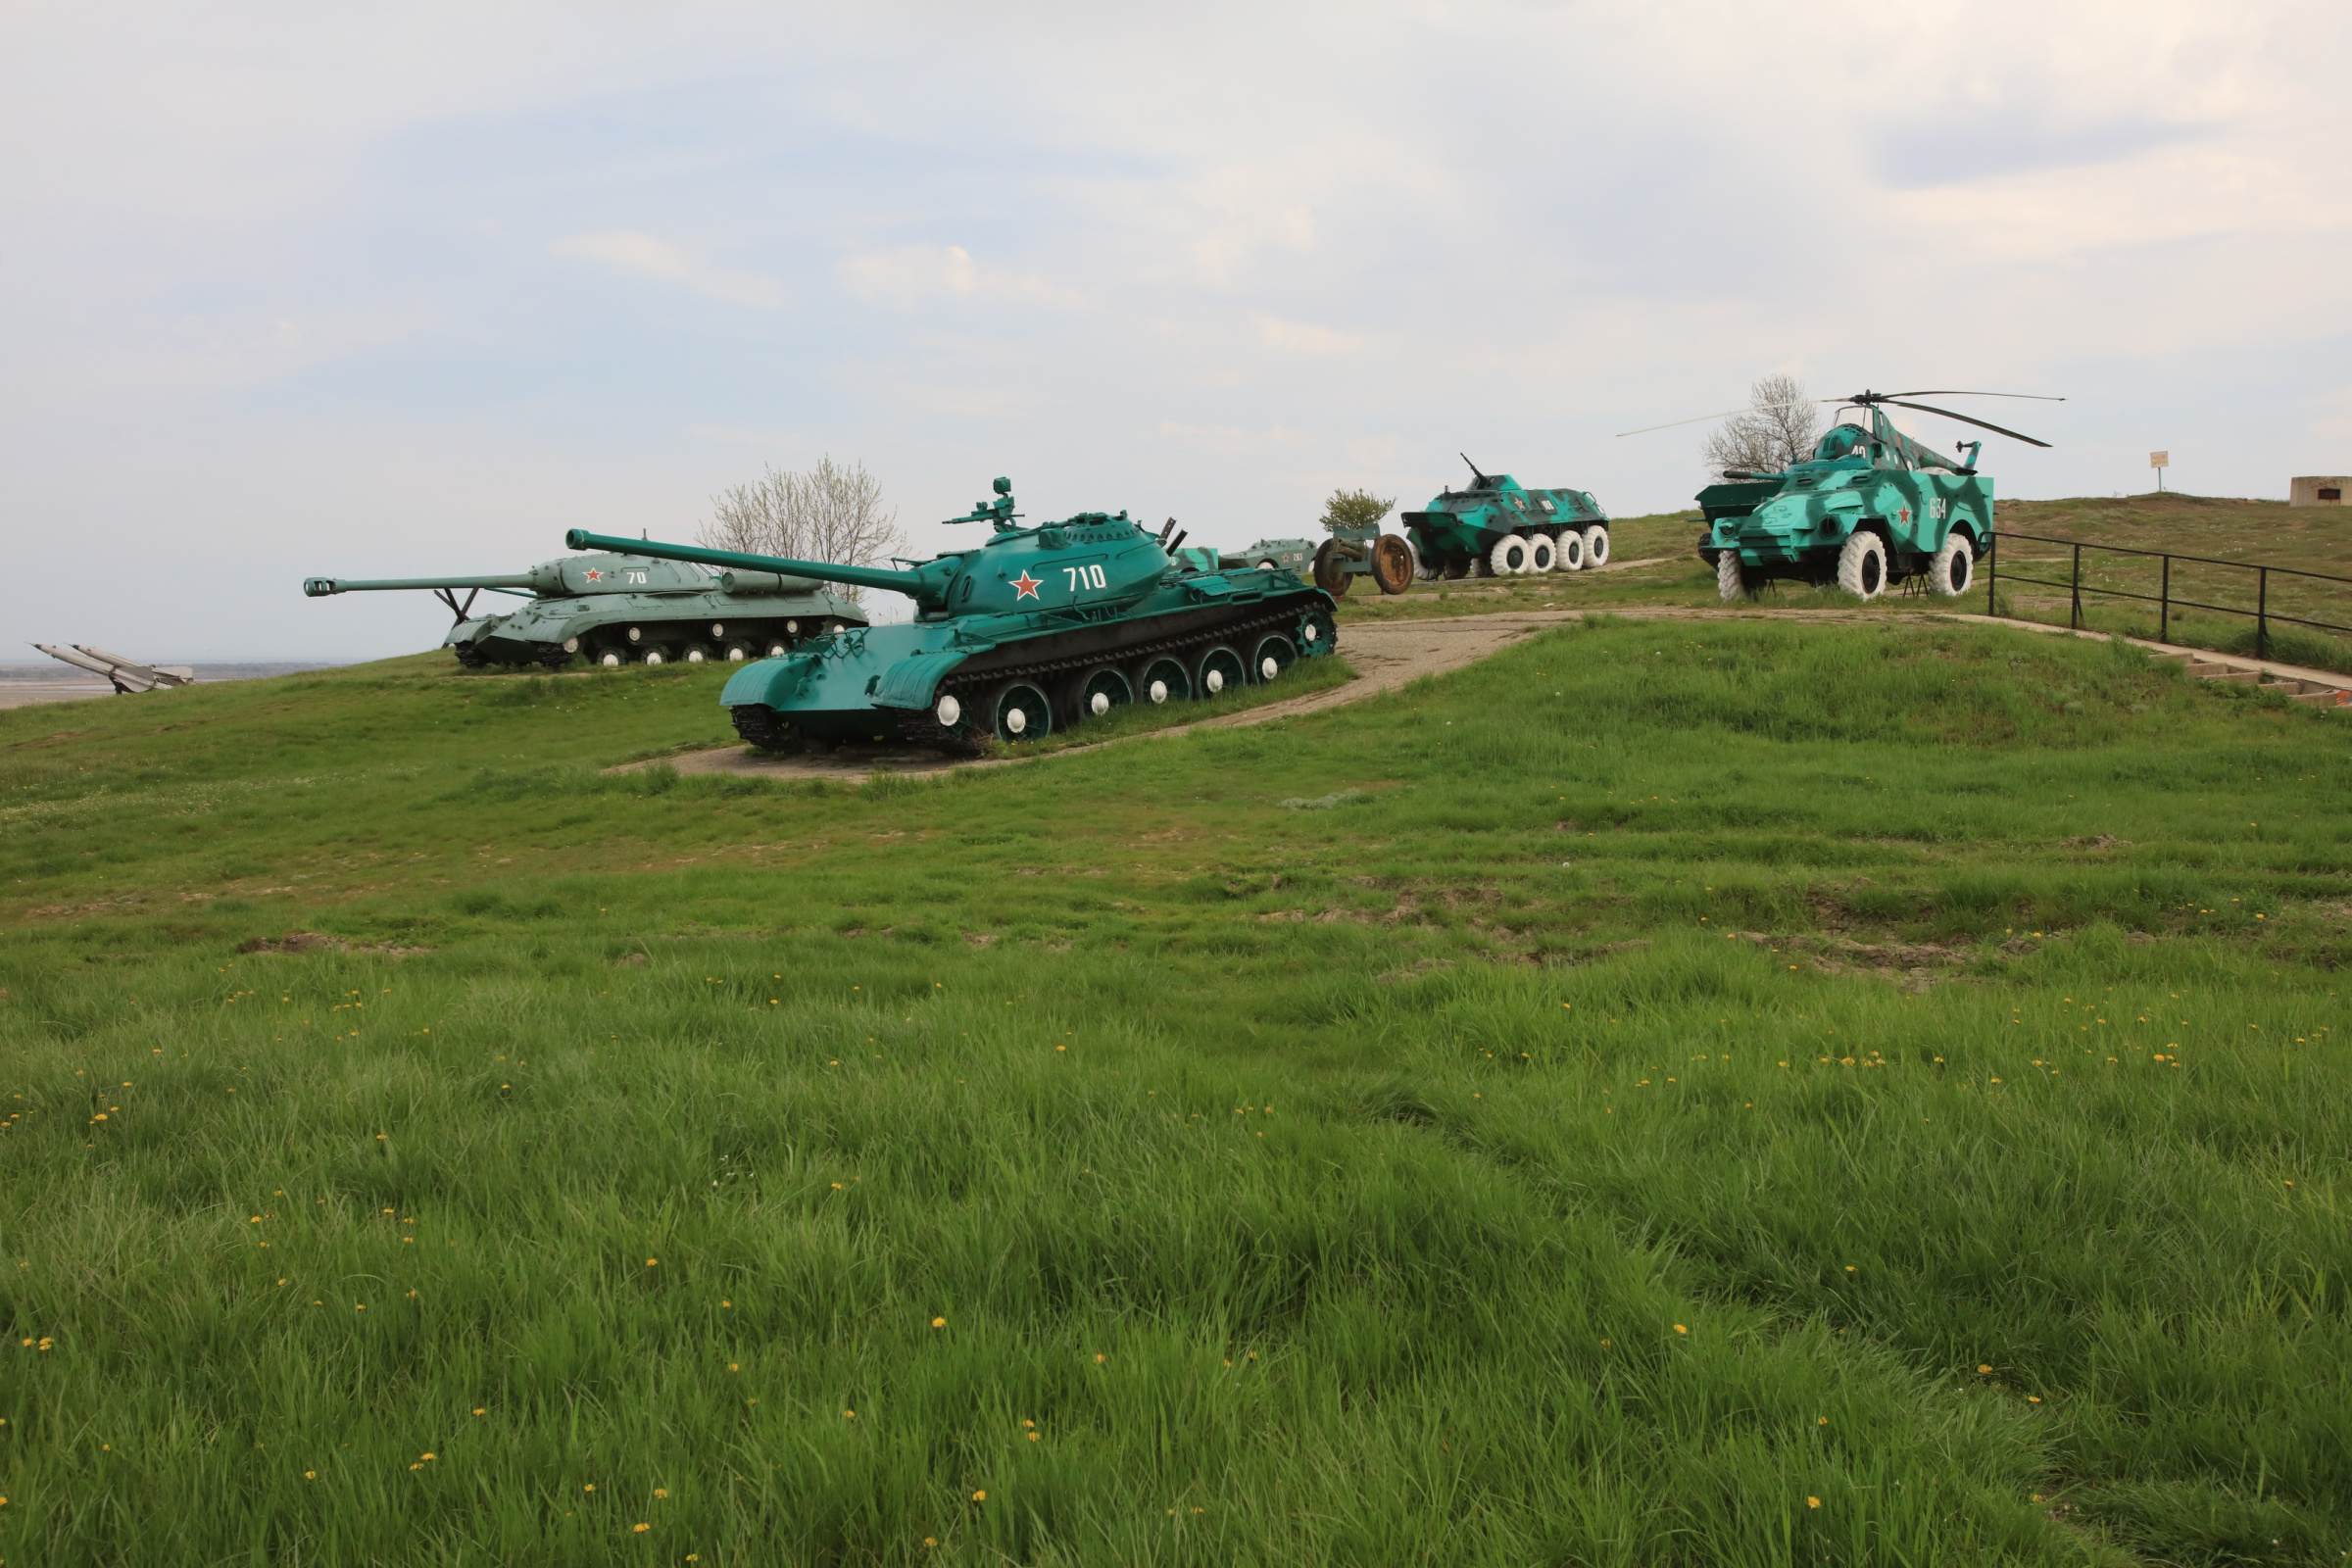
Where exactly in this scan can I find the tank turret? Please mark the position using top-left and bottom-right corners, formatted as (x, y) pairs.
(301, 550), (862, 668)
(564, 476), (1340, 752)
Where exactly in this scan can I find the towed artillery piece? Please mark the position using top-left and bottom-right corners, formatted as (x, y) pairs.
(302, 552), (864, 668)
(1620, 388), (2060, 600)
(1398, 456), (1611, 579)
(564, 476), (1339, 753)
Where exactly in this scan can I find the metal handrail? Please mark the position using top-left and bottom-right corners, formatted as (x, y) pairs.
(1987, 529), (2352, 659)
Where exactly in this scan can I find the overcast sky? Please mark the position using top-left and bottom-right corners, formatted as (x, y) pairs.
(5, 0), (2347, 660)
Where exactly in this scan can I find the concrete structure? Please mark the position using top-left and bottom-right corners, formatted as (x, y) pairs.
(2290, 475), (2348, 507)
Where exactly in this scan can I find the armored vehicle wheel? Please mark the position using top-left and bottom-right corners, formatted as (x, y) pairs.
(1526, 533), (1556, 573)
(1556, 529), (1586, 571)
(598, 649), (625, 667)
(1252, 633), (1298, 683)
(1369, 534), (1415, 595)
(988, 680), (1053, 742)
(1488, 535), (1530, 576)
(1254, 559), (1279, 571)
(1442, 555), (1471, 580)
(1583, 525), (1610, 567)
(1195, 645), (1247, 697)
(1929, 532), (1974, 597)
(724, 643), (751, 662)
(683, 646), (710, 663)
(642, 647), (670, 665)
(1838, 532), (1887, 599)
(765, 641), (790, 658)
(1717, 551), (1747, 602)
(1311, 539), (1354, 597)
(1070, 665), (1133, 722)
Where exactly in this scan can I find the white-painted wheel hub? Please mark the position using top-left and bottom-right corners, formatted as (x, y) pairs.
(1261, 657), (1279, 680)
(1091, 691), (1111, 716)
(936, 695), (961, 727)
(1149, 679), (1169, 704)
(1303, 623), (1318, 642)
(1004, 707), (1027, 735)
(1205, 669), (1225, 694)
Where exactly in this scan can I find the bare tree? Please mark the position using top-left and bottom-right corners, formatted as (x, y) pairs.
(1702, 373), (1825, 477)
(699, 457), (905, 602)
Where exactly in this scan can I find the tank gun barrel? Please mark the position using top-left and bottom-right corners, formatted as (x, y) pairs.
(564, 530), (935, 600)
(304, 573), (537, 597)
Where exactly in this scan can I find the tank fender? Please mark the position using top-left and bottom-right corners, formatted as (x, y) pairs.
(720, 653), (816, 709)
(871, 649), (971, 710)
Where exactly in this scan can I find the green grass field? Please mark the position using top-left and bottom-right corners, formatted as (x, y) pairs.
(4, 619), (2348, 1565)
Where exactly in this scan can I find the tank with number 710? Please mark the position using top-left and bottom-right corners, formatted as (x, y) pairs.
(564, 476), (1339, 753)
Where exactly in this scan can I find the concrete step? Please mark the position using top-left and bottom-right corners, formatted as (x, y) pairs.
(2207, 669), (2260, 686)
(2292, 688), (2348, 708)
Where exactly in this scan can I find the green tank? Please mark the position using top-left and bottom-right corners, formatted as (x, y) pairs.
(564, 477), (1339, 751)
(301, 552), (866, 668)
(1397, 456), (1611, 579)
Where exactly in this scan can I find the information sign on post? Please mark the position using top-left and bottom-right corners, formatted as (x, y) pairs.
(2150, 451), (2169, 493)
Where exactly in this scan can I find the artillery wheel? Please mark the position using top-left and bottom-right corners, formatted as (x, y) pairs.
(1717, 551), (1747, 602)
(1584, 525), (1611, 567)
(1135, 656), (1191, 706)
(1526, 533), (1556, 574)
(1195, 645), (1247, 698)
(1369, 534), (1416, 595)
(1837, 531), (1887, 599)
(1928, 532), (1974, 597)
(1251, 633), (1298, 684)
(1555, 529), (1586, 572)
(1312, 539), (1354, 597)
(1488, 534), (1530, 576)
(987, 680), (1053, 743)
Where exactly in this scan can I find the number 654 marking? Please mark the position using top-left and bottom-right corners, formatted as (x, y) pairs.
(1063, 564), (1106, 591)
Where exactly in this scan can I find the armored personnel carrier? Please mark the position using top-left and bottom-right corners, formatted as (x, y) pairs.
(1680, 390), (2056, 601)
(1397, 457), (1611, 578)
(564, 477), (1339, 752)
(302, 552), (865, 668)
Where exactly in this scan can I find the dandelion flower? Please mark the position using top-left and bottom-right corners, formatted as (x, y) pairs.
(584, 1484), (595, 1493)
(646, 1258), (658, 1267)
(1978, 1364), (1992, 1374)
(1807, 1496), (1821, 1509)
(972, 1490), (986, 1501)
(1673, 1324), (1688, 1335)
(304, 1472), (316, 1480)
(633, 1523), (650, 1533)
(655, 1489), (668, 1498)
(932, 1316), (946, 1328)
(473, 1408), (486, 1416)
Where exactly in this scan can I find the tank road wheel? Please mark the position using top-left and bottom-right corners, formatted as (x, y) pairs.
(1583, 525), (1611, 567)
(1717, 551), (1748, 602)
(1370, 533), (1416, 595)
(1252, 634), (1298, 683)
(1555, 529), (1586, 572)
(1838, 531), (1888, 599)
(1312, 539), (1354, 597)
(1295, 605), (1337, 657)
(729, 704), (807, 755)
(988, 680), (1053, 743)
(1072, 665), (1134, 723)
(1195, 645), (1247, 698)
(1488, 534), (1530, 576)
(452, 645), (489, 669)
(1929, 531), (1974, 597)
(1136, 656), (1191, 706)
(1526, 533), (1556, 574)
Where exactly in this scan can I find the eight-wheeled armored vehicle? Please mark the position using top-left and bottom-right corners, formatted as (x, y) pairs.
(1398, 457), (1611, 578)
(564, 477), (1339, 752)
(1671, 390), (2057, 601)
(302, 554), (865, 668)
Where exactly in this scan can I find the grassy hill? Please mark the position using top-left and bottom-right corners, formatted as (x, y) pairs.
(3, 624), (2348, 1566)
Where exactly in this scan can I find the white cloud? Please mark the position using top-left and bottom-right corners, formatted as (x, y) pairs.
(835, 245), (1083, 311)
(1253, 315), (1357, 354)
(552, 231), (785, 310)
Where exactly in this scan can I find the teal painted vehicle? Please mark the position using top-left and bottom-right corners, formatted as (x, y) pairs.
(1654, 388), (2057, 601)
(1397, 457), (1611, 579)
(302, 554), (863, 668)
(564, 477), (1338, 752)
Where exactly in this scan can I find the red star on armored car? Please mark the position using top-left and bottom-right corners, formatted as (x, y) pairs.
(1010, 570), (1043, 599)
(584, 568), (603, 581)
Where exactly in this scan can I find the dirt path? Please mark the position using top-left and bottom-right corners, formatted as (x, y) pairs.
(645, 605), (2343, 784)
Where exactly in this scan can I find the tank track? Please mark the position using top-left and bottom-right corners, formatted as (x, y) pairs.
(902, 596), (1326, 754)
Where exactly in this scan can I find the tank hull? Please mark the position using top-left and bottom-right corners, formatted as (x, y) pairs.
(719, 572), (1337, 750)
(443, 588), (863, 668)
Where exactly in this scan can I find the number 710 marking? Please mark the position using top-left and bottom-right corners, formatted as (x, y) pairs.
(1063, 564), (1106, 591)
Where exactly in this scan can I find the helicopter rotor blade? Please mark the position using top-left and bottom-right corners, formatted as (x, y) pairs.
(1879, 400), (2052, 448)
(1615, 399), (1834, 437)
(1877, 390), (2066, 402)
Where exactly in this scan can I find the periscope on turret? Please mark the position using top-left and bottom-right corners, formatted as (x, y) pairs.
(564, 477), (1340, 753)
(301, 552), (865, 668)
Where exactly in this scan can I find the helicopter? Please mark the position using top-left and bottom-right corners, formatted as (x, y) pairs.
(1619, 388), (2061, 600)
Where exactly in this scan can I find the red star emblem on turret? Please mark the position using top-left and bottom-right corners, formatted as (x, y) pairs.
(1010, 570), (1043, 599)
(584, 568), (603, 582)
